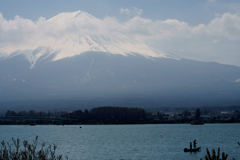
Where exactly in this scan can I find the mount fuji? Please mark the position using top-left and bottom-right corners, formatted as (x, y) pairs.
(0, 10), (176, 69)
(0, 10), (240, 111)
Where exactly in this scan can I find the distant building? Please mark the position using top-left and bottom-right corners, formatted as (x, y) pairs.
(220, 111), (229, 115)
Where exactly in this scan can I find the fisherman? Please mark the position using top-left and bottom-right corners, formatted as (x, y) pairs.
(193, 140), (197, 148)
(190, 142), (192, 149)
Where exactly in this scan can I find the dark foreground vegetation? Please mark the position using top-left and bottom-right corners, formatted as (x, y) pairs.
(200, 142), (240, 160)
(0, 136), (67, 160)
(1, 106), (240, 125)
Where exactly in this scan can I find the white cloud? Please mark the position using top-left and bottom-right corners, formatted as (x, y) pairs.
(191, 13), (240, 40)
(0, 10), (240, 66)
(120, 8), (131, 15)
(234, 79), (240, 83)
(2, 11), (239, 45)
(120, 7), (142, 16)
(214, 13), (221, 17)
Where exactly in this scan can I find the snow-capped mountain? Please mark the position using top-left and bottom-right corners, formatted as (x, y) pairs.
(0, 10), (176, 69)
(0, 11), (240, 110)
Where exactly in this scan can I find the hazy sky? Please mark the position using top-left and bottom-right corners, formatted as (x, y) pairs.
(0, 0), (240, 66)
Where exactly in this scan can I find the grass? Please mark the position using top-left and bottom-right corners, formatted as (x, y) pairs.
(0, 136), (68, 160)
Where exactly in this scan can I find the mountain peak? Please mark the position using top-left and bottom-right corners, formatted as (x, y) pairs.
(0, 10), (179, 68)
(47, 10), (97, 23)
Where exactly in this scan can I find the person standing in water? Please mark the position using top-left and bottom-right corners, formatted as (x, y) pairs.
(190, 142), (192, 149)
(193, 140), (197, 148)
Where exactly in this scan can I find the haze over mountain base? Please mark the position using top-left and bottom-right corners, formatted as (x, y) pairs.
(1, 52), (240, 112)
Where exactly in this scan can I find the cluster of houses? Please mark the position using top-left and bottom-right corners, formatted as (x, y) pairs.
(151, 109), (240, 123)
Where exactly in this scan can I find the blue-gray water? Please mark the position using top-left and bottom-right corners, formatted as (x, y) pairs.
(0, 124), (239, 160)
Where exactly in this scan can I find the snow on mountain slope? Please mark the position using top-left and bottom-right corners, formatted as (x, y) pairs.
(50, 34), (173, 61)
(0, 10), (178, 68)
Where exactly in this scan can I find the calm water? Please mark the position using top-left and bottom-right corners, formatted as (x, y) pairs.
(0, 124), (239, 160)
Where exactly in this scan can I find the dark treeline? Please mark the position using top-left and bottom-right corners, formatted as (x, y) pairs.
(1, 107), (148, 124)
(2, 106), (240, 125)
(4, 110), (57, 118)
(62, 107), (147, 122)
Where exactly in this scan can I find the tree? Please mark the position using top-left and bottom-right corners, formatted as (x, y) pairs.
(5, 110), (17, 117)
(195, 108), (201, 121)
(28, 110), (35, 117)
(47, 111), (51, 118)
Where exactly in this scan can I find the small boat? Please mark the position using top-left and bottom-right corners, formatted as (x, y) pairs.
(30, 121), (36, 126)
(184, 147), (201, 152)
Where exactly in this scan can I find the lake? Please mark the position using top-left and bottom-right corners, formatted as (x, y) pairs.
(0, 124), (239, 160)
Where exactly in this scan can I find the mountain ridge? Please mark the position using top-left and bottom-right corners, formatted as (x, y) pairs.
(0, 52), (240, 105)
